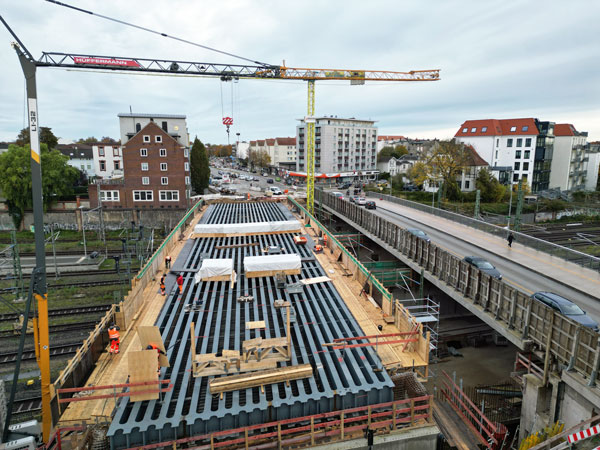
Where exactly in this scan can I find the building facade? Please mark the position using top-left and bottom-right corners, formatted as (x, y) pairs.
(550, 124), (589, 191)
(455, 118), (554, 192)
(56, 144), (96, 178)
(247, 137), (297, 170)
(117, 113), (189, 148)
(90, 115), (190, 210)
(296, 117), (378, 174)
(92, 142), (123, 179)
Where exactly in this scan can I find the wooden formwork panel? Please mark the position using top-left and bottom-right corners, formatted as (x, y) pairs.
(457, 261), (469, 295)
(466, 266), (479, 300)
(574, 328), (597, 376)
(448, 255), (460, 288)
(477, 273), (490, 307)
(528, 302), (551, 347)
(496, 284), (513, 322)
(550, 315), (577, 365)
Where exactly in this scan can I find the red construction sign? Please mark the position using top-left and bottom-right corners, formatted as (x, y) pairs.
(568, 423), (600, 443)
(222, 117), (233, 126)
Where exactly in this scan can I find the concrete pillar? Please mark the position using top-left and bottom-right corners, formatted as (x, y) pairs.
(76, 208), (83, 232)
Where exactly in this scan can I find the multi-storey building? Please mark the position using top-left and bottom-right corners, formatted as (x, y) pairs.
(118, 113), (189, 147)
(551, 124), (589, 191)
(89, 114), (191, 209)
(92, 142), (123, 179)
(296, 116), (377, 174)
(587, 142), (600, 191)
(247, 137), (297, 170)
(455, 118), (554, 192)
(57, 143), (96, 178)
(376, 135), (405, 153)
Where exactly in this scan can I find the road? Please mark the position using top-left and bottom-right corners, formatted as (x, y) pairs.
(210, 167), (298, 196)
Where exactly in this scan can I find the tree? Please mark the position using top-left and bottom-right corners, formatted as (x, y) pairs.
(0, 143), (78, 229)
(379, 145), (408, 160)
(77, 137), (98, 145)
(476, 168), (506, 202)
(190, 138), (209, 194)
(247, 149), (271, 168)
(16, 127), (59, 149)
(407, 140), (471, 190)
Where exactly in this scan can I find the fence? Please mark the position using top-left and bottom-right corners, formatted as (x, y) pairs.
(318, 190), (600, 387)
(51, 199), (203, 424)
(367, 192), (600, 269)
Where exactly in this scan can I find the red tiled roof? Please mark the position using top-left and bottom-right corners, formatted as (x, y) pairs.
(276, 137), (296, 145)
(265, 138), (276, 145)
(378, 135), (405, 141)
(465, 145), (489, 167)
(249, 140), (257, 146)
(257, 140), (265, 146)
(455, 118), (538, 137)
(554, 124), (576, 136)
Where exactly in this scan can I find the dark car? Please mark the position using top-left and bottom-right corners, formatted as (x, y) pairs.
(339, 182), (352, 190)
(407, 228), (430, 242)
(267, 178), (274, 184)
(463, 256), (502, 280)
(365, 201), (376, 210)
(285, 178), (293, 185)
(532, 292), (599, 331)
(404, 184), (419, 192)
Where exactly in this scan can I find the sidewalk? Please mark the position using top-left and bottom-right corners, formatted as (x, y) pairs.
(375, 198), (600, 300)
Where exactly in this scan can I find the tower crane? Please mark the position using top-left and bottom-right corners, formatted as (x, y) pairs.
(1, 13), (439, 444)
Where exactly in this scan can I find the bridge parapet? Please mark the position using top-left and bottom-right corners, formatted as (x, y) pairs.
(316, 191), (600, 388)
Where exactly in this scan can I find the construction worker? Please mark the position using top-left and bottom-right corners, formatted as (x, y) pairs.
(165, 255), (172, 269)
(177, 273), (184, 295)
(146, 343), (166, 373)
(160, 273), (166, 296)
(108, 324), (121, 354)
(314, 244), (323, 253)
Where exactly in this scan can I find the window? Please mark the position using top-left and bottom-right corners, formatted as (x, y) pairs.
(87, 164), (91, 170)
(100, 190), (120, 202)
(142, 177), (150, 185)
(161, 121), (168, 132)
(159, 190), (179, 201)
(516, 138), (523, 147)
(99, 147), (105, 156)
(140, 148), (148, 157)
(160, 163), (168, 171)
(510, 126), (517, 132)
(99, 160), (106, 171)
(133, 190), (153, 201)
(515, 150), (521, 159)
(514, 162), (520, 170)
(155, 135), (162, 143)
(135, 123), (141, 132)
(159, 148), (167, 157)
(522, 126), (529, 132)
(185, 176), (190, 185)
(113, 147), (119, 156)
(141, 162), (148, 171)
(161, 177), (168, 185)
(507, 139), (513, 147)
(471, 127), (476, 133)
(513, 173), (519, 182)
(114, 161), (120, 170)
(80, 164), (84, 170)
(496, 138), (499, 147)
(525, 138), (532, 147)
(462, 127), (468, 133)
(523, 162), (529, 171)
(184, 162), (189, 171)
(184, 148), (189, 157)
(495, 150), (498, 159)
(524, 150), (530, 159)
(482, 127), (487, 132)
(143, 135), (150, 143)
(465, 180), (470, 189)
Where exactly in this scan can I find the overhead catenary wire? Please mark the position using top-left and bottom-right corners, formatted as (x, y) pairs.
(45, 0), (273, 67)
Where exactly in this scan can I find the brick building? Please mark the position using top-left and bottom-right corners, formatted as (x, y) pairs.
(90, 120), (190, 209)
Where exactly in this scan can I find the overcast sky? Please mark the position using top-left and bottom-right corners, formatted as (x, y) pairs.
(1, 1), (599, 145)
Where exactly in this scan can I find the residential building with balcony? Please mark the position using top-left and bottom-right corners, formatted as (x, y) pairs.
(296, 116), (377, 174)
(455, 118), (554, 192)
(550, 124), (589, 191)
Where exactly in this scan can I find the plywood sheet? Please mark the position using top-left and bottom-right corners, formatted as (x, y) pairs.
(128, 350), (159, 402)
(300, 276), (331, 285)
(245, 269), (301, 278)
(137, 326), (170, 367)
(246, 320), (266, 330)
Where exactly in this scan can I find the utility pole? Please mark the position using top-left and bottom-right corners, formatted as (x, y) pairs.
(507, 169), (515, 229)
(474, 189), (481, 219)
(97, 183), (106, 246)
(80, 207), (88, 257)
(514, 179), (524, 232)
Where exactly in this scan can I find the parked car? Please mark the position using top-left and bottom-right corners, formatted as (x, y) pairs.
(462, 256), (502, 280)
(332, 191), (344, 200)
(407, 229), (430, 242)
(275, 176), (281, 182)
(404, 184), (419, 192)
(356, 197), (367, 206)
(239, 174), (247, 180)
(531, 292), (599, 331)
(270, 186), (283, 195)
(339, 182), (352, 190)
(285, 178), (293, 185)
(267, 178), (274, 184)
(365, 200), (376, 210)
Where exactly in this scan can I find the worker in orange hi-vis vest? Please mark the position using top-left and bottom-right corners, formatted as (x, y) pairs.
(177, 273), (184, 295)
(159, 273), (166, 296)
(108, 324), (121, 354)
(147, 343), (166, 373)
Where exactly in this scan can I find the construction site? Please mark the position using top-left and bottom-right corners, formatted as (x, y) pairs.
(20, 197), (433, 449)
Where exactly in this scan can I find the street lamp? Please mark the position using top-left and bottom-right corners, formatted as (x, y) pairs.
(507, 169), (515, 229)
(79, 206), (87, 257)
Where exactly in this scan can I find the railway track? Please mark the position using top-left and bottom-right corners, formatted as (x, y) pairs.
(0, 320), (100, 338)
(0, 342), (81, 364)
(1, 278), (129, 293)
(12, 396), (42, 415)
(0, 304), (112, 323)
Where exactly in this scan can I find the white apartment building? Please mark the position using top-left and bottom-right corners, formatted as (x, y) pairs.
(247, 137), (297, 169)
(376, 135), (405, 153)
(455, 118), (554, 192)
(296, 116), (378, 174)
(92, 142), (123, 179)
(551, 124), (589, 191)
(235, 141), (249, 159)
(57, 144), (96, 178)
(586, 142), (600, 191)
(117, 113), (190, 148)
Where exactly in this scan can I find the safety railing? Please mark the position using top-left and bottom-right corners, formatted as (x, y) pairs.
(366, 191), (600, 269)
(513, 352), (544, 384)
(317, 190), (600, 386)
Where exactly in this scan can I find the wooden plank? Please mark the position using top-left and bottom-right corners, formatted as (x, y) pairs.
(215, 242), (258, 250)
(245, 268), (301, 278)
(246, 320), (266, 330)
(209, 364), (313, 394)
(137, 326), (169, 367)
(300, 276), (332, 285)
(128, 351), (159, 402)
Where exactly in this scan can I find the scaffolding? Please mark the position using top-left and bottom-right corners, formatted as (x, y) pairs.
(398, 297), (440, 361)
